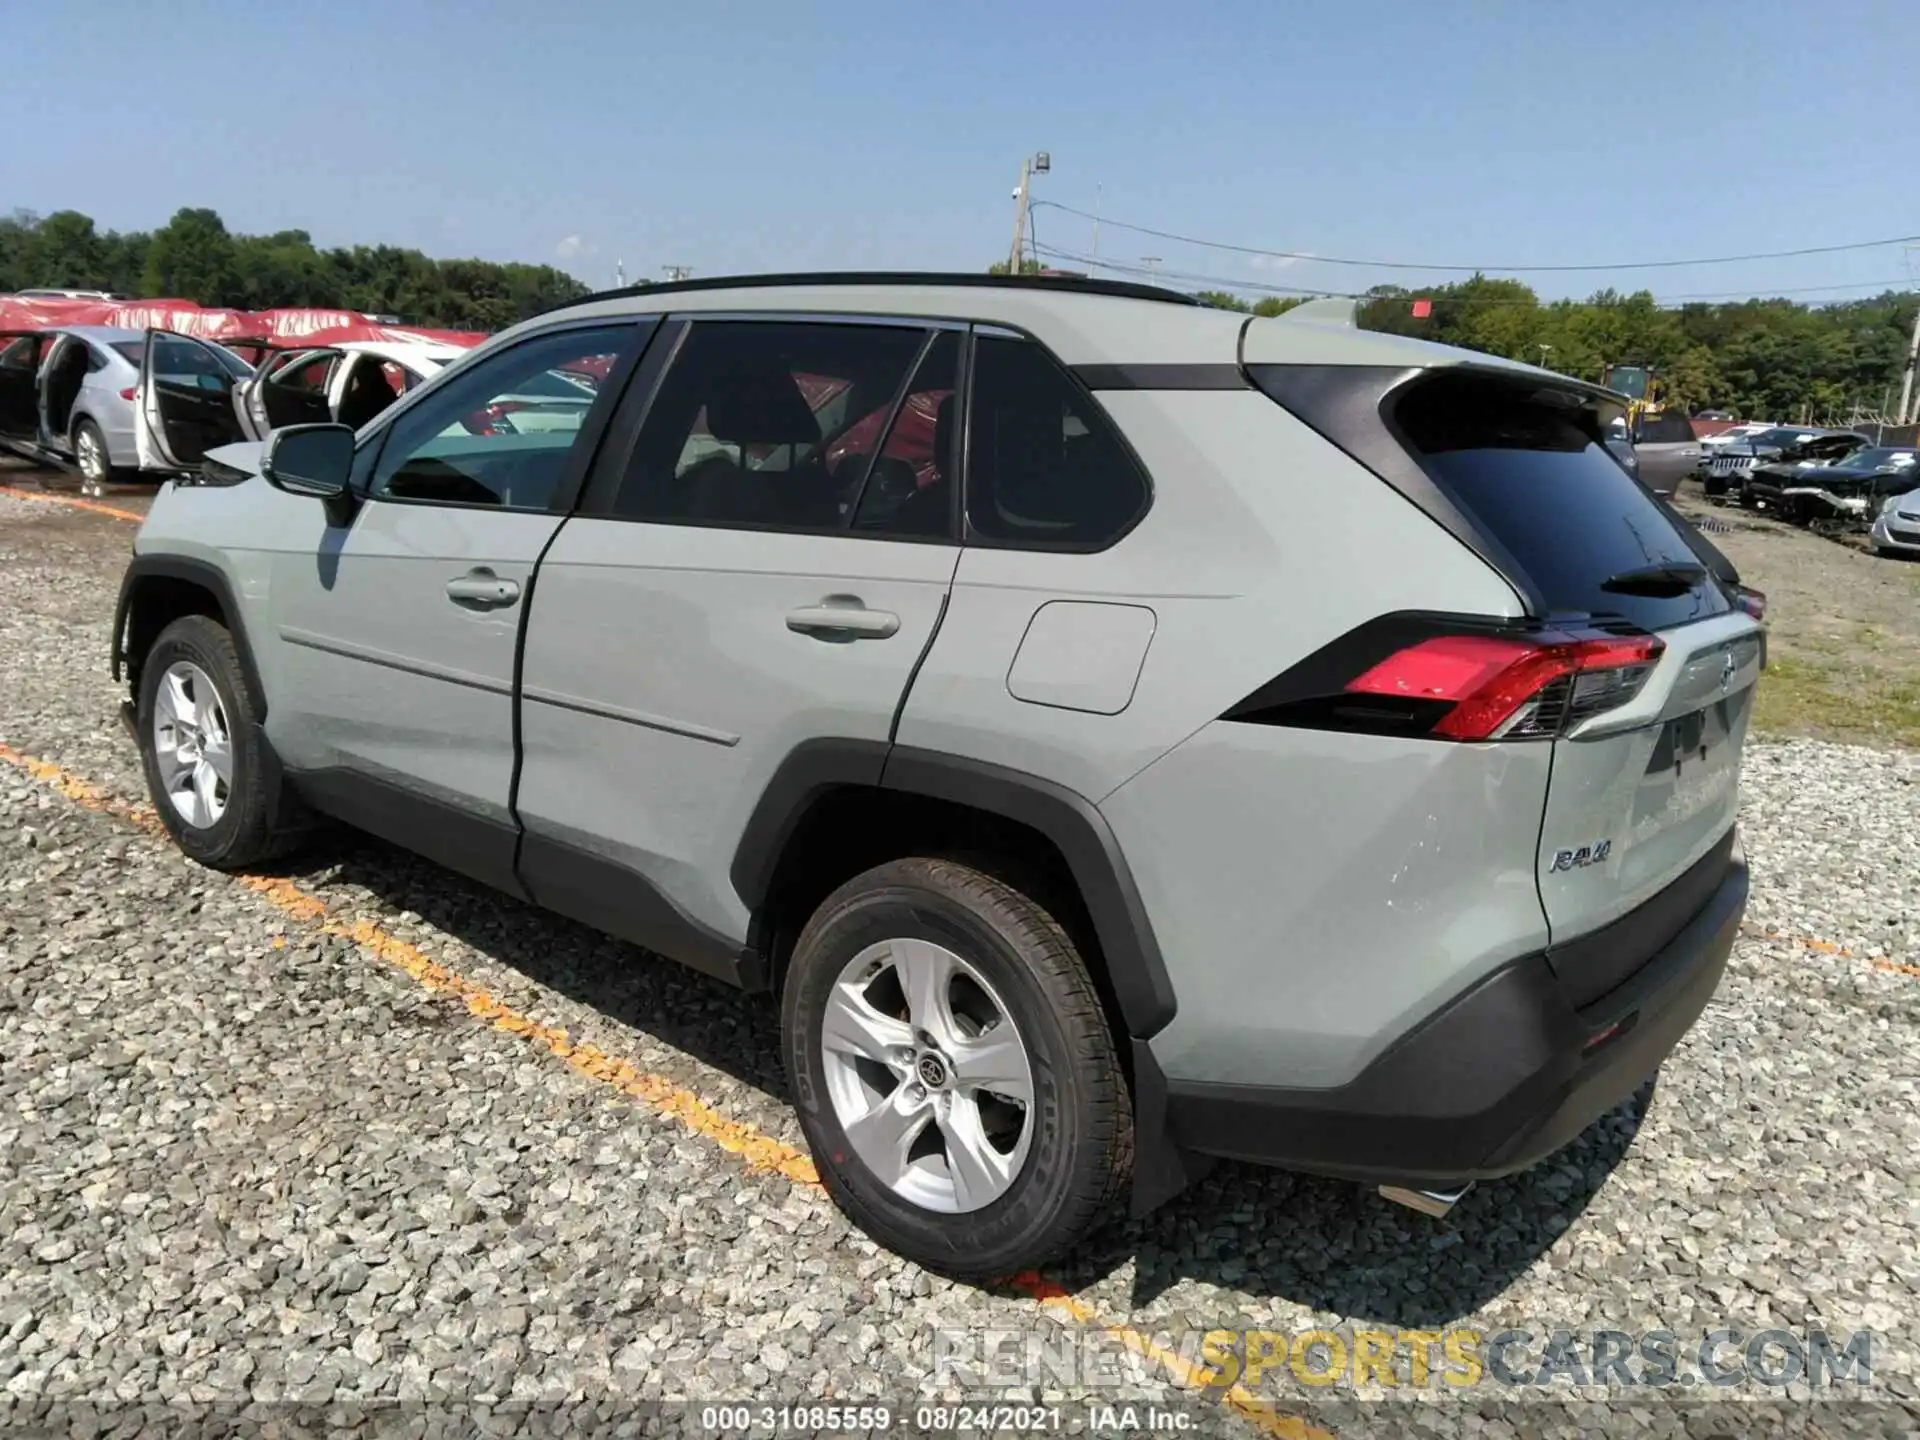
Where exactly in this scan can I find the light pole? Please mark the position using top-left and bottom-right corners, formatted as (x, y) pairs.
(1537, 344), (1553, 370)
(1008, 151), (1049, 274)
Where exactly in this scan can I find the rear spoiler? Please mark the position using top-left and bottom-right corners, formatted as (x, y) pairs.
(1270, 296), (1358, 328)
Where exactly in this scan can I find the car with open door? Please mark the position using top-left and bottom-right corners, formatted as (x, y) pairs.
(0, 325), (204, 494)
(135, 330), (258, 475)
(240, 340), (470, 439)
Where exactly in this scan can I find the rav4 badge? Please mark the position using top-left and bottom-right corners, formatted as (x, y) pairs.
(1550, 840), (1613, 873)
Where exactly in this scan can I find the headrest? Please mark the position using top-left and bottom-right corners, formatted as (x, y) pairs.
(703, 367), (820, 446)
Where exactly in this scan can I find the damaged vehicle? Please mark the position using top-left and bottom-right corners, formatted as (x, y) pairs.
(1742, 445), (1918, 527)
(1701, 426), (1861, 499)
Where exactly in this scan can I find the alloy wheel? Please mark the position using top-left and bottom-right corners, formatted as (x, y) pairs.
(820, 937), (1035, 1213)
(76, 427), (106, 496)
(152, 661), (232, 828)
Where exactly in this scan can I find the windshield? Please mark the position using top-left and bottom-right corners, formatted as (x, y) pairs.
(1828, 447), (1917, 473)
(1749, 428), (1820, 449)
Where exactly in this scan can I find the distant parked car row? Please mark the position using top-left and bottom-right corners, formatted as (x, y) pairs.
(0, 324), (478, 493)
(1694, 422), (1920, 551)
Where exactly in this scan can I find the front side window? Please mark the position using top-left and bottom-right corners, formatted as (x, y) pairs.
(366, 324), (633, 512)
(612, 320), (934, 535)
(149, 334), (235, 392)
(964, 335), (1151, 548)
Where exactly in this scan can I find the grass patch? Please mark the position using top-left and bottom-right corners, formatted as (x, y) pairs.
(1753, 653), (1920, 747)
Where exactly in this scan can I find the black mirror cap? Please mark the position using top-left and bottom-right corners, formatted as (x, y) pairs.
(262, 423), (354, 500)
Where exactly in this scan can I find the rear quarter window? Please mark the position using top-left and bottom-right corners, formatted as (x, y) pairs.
(1391, 371), (1729, 631)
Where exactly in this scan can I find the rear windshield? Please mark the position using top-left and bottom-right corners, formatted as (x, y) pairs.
(1391, 371), (1729, 631)
(112, 342), (144, 366)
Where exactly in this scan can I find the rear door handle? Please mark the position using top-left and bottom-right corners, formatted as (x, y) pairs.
(786, 599), (900, 639)
(446, 568), (521, 609)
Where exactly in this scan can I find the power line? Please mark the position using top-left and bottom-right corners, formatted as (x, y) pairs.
(1030, 200), (1920, 274)
(1031, 242), (1918, 309)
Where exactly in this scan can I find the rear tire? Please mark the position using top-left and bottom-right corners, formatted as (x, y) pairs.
(135, 615), (304, 868)
(72, 418), (111, 498)
(783, 857), (1132, 1280)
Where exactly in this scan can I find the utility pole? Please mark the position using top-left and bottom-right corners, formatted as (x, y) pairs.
(1007, 151), (1049, 273)
(1900, 303), (1920, 424)
(1008, 158), (1031, 274)
(1141, 256), (1162, 283)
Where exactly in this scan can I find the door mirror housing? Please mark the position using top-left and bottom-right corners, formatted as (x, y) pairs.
(262, 423), (354, 499)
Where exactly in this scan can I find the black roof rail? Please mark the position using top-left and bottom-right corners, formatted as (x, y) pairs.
(554, 270), (1202, 312)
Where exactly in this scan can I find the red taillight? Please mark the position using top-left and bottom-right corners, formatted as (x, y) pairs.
(1731, 585), (1766, 621)
(119, 387), (137, 401)
(1347, 632), (1664, 741)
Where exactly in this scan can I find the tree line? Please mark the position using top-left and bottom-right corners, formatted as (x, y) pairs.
(1221, 276), (1914, 424)
(0, 207), (591, 331)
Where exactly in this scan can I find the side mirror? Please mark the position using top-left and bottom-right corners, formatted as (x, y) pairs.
(262, 423), (354, 500)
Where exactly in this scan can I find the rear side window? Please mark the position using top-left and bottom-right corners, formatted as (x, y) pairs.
(965, 335), (1149, 549)
(1391, 371), (1729, 631)
(613, 320), (938, 536)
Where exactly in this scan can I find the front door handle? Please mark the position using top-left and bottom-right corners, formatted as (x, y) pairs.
(446, 568), (521, 609)
(786, 598), (900, 640)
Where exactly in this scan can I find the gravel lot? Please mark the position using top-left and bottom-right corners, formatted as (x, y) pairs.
(1, 478), (1917, 1435)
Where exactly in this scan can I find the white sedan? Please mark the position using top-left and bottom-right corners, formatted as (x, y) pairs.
(1870, 486), (1920, 557)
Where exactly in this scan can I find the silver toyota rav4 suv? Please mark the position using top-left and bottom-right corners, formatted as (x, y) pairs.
(114, 273), (1759, 1278)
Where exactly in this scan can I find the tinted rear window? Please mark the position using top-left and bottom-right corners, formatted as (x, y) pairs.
(1392, 371), (1728, 631)
(112, 341), (144, 366)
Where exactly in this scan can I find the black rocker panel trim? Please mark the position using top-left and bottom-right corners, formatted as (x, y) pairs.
(518, 832), (759, 990)
(288, 766), (526, 900)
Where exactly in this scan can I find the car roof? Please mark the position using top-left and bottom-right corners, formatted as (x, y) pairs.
(51, 325), (146, 343)
(336, 339), (467, 364)
(517, 269), (1585, 384)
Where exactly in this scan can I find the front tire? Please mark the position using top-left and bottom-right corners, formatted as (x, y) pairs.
(783, 857), (1132, 1280)
(136, 615), (300, 868)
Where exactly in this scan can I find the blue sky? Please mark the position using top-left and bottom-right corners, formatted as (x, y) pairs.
(7, 0), (1917, 302)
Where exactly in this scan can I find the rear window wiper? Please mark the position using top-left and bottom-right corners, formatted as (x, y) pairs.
(1600, 561), (1708, 597)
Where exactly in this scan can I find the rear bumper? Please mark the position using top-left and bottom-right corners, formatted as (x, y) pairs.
(1162, 838), (1747, 1186)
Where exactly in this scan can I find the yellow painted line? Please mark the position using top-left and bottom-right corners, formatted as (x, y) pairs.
(0, 484), (146, 525)
(3, 742), (1317, 1435)
(1005, 1272), (1332, 1439)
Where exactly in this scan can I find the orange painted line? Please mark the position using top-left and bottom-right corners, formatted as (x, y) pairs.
(1741, 922), (1915, 981)
(7, 740), (1332, 1433)
(0, 484), (145, 524)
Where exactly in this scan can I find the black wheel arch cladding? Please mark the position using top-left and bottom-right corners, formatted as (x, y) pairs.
(733, 740), (1177, 1040)
(115, 555), (268, 718)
